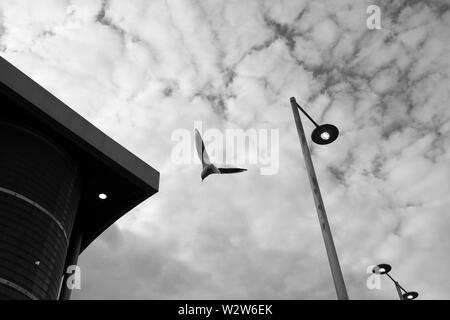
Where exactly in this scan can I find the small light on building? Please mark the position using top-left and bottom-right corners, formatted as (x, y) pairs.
(35, 261), (40, 266)
(98, 193), (108, 200)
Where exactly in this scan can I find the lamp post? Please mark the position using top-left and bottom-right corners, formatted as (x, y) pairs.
(372, 264), (418, 300)
(289, 97), (348, 300)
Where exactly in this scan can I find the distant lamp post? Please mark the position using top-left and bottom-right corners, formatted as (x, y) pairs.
(289, 97), (348, 300)
(372, 264), (419, 300)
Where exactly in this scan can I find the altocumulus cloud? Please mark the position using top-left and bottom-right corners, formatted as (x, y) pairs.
(0, 0), (449, 299)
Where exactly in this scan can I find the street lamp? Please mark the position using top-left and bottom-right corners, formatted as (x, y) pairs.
(289, 97), (348, 300)
(372, 264), (419, 300)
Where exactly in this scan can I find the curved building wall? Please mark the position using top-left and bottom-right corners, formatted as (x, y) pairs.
(0, 121), (80, 300)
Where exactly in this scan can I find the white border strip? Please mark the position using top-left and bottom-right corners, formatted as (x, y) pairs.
(0, 186), (68, 243)
(0, 277), (39, 300)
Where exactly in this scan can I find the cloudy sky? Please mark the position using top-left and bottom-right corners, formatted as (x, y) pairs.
(1, 0), (450, 300)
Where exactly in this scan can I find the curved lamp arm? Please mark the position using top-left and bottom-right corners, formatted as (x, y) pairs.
(290, 97), (320, 128)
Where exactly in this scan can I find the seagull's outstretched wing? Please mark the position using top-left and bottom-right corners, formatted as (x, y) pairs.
(195, 129), (211, 168)
(218, 167), (247, 174)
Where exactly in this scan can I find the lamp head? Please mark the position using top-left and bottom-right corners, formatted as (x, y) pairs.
(311, 124), (339, 145)
(403, 291), (419, 300)
(372, 264), (392, 275)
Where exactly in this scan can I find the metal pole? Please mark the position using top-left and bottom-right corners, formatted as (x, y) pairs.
(290, 98), (349, 300)
(386, 273), (406, 300)
(395, 282), (405, 300)
(59, 231), (83, 300)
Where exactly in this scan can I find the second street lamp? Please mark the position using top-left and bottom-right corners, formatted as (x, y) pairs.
(372, 264), (419, 300)
(289, 97), (348, 300)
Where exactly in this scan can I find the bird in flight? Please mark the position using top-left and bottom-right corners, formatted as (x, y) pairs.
(195, 129), (247, 181)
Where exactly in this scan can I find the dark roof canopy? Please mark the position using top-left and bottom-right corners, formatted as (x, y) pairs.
(0, 57), (159, 252)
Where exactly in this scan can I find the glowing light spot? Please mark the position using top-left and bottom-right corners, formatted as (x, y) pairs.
(320, 132), (330, 140)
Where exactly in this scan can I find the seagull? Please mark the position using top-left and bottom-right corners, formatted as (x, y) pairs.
(195, 129), (247, 181)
